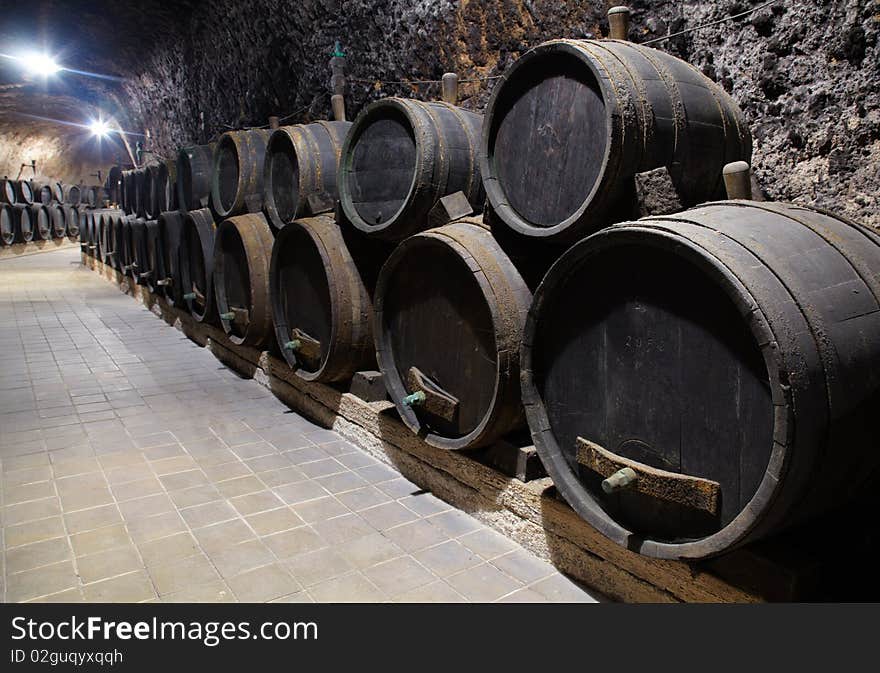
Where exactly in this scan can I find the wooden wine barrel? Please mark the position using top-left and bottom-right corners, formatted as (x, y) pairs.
(47, 203), (66, 238)
(480, 39), (752, 242)
(0, 204), (14, 245)
(263, 121), (351, 229)
(143, 164), (162, 219)
(522, 201), (880, 560)
(34, 183), (53, 205)
(213, 213), (275, 346)
(375, 220), (531, 449)
(15, 180), (34, 205)
(269, 215), (375, 382)
(156, 160), (177, 213)
(14, 204), (34, 243)
(121, 216), (135, 274)
(78, 210), (89, 252)
(142, 219), (165, 292)
(133, 168), (148, 217)
(1, 179), (16, 205)
(106, 166), (123, 206)
(177, 144), (214, 211)
(29, 204), (50, 241)
(338, 98), (484, 241)
(121, 170), (132, 214)
(52, 182), (64, 204)
(63, 184), (82, 206)
(85, 185), (107, 209)
(158, 210), (185, 305)
(211, 129), (270, 219)
(99, 212), (113, 265)
(179, 208), (218, 322)
(64, 205), (79, 240)
(112, 213), (126, 269)
(128, 218), (150, 284)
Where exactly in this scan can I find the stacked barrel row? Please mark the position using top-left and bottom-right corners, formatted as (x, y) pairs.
(87, 35), (880, 563)
(0, 177), (93, 246)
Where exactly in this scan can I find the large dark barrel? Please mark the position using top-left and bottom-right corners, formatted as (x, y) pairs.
(121, 170), (133, 214)
(112, 214), (126, 269)
(338, 98), (484, 241)
(1, 179), (16, 204)
(270, 215), (375, 382)
(78, 210), (89, 252)
(63, 184), (82, 206)
(99, 212), (114, 264)
(0, 204), (14, 245)
(29, 204), (50, 241)
(179, 208), (218, 322)
(211, 129), (270, 219)
(263, 121), (351, 229)
(14, 204), (34, 243)
(133, 168), (148, 217)
(522, 201), (880, 560)
(213, 212), (275, 347)
(64, 205), (79, 240)
(85, 185), (107, 209)
(47, 203), (66, 238)
(375, 219), (531, 449)
(121, 216), (135, 274)
(158, 210), (185, 305)
(480, 38), (752, 242)
(177, 144), (215, 212)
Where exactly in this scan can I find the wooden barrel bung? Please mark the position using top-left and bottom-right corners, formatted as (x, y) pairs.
(270, 215), (376, 383)
(211, 129), (271, 219)
(522, 201), (880, 559)
(480, 38), (752, 242)
(338, 97), (484, 241)
(179, 208), (218, 323)
(375, 219), (532, 449)
(213, 212), (276, 347)
(263, 121), (352, 230)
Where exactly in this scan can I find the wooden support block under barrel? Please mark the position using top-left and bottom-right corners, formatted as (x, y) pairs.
(428, 191), (474, 229)
(478, 439), (547, 483)
(349, 371), (388, 403)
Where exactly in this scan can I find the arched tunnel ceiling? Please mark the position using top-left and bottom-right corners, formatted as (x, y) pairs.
(0, 1), (196, 181)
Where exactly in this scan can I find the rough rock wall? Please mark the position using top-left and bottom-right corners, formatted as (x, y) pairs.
(0, 124), (115, 185)
(125, 0), (880, 226)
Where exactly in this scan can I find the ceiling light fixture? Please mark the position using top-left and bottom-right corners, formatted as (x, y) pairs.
(18, 51), (61, 76)
(89, 119), (111, 138)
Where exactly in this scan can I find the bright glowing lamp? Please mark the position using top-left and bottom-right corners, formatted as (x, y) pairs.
(89, 119), (110, 138)
(19, 51), (61, 76)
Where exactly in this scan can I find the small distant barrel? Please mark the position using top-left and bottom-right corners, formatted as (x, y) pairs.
(177, 144), (215, 212)
(179, 208), (218, 322)
(52, 182), (64, 204)
(132, 168), (148, 217)
(63, 184), (82, 206)
(211, 129), (271, 219)
(158, 210), (185, 306)
(63, 205), (79, 240)
(143, 164), (162, 219)
(121, 170), (133, 214)
(522, 201), (880, 560)
(1, 179), (16, 204)
(142, 219), (164, 292)
(338, 98), (484, 241)
(34, 183), (53, 205)
(213, 212), (275, 347)
(112, 213), (126, 269)
(480, 38), (752, 242)
(375, 220), (531, 449)
(0, 204), (15, 245)
(15, 180), (34, 205)
(156, 160), (177, 213)
(270, 215), (376, 382)
(84, 185), (107, 209)
(121, 217), (135, 274)
(263, 121), (351, 229)
(128, 218), (150, 283)
(29, 204), (50, 241)
(46, 203), (66, 238)
(14, 204), (34, 243)
(106, 166), (123, 206)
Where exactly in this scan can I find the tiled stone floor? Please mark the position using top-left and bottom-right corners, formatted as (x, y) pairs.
(0, 248), (601, 603)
